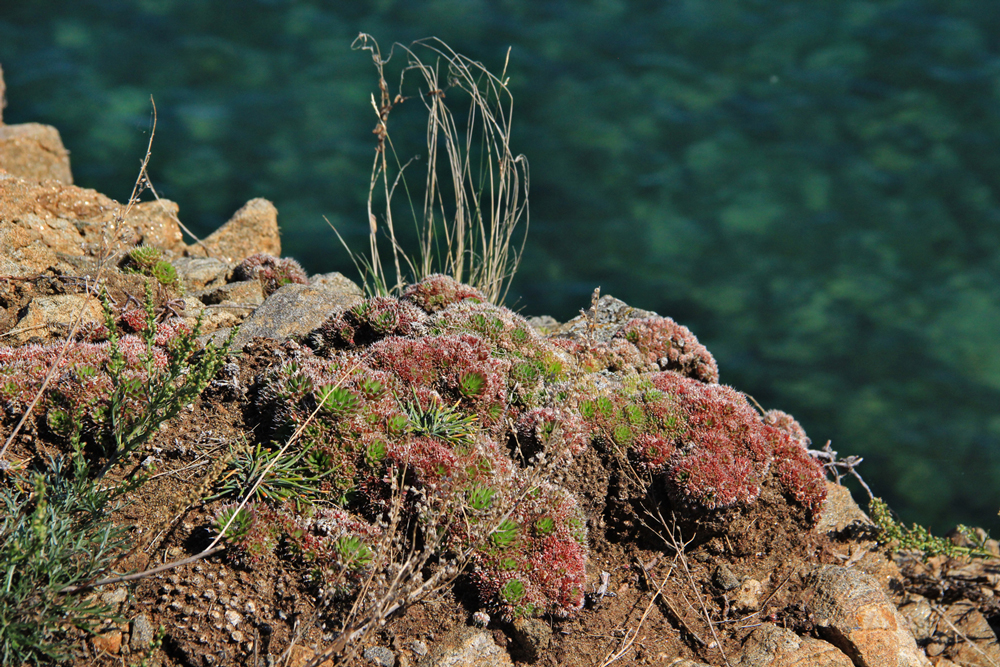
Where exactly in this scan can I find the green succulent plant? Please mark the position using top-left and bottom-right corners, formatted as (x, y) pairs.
(318, 385), (363, 418)
(403, 393), (477, 447)
(467, 484), (496, 511)
(333, 535), (374, 569)
(490, 519), (519, 548)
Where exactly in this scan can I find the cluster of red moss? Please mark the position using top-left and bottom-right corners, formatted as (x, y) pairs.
(617, 316), (720, 383)
(400, 273), (486, 312)
(572, 370), (825, 514)
(240, 275), (826, 620)
(233, 252), (309, 296)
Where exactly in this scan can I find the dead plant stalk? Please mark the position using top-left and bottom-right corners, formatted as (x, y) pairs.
(346, 34), (529, 303)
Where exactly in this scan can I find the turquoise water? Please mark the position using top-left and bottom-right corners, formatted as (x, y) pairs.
(3, 1), (1000, 531)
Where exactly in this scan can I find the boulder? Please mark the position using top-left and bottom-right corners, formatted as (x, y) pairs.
(0, 173), (185, 277)
(815, 481), (872, 534)
(9, 294), (103, 343)
(212, 277), (362, 349)
(805, 565), (929, 667)
(171, 256), (230, 290)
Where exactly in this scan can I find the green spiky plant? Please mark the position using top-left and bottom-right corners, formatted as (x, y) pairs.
(211, 440), (334, 507)
(123, 246), (178, 287)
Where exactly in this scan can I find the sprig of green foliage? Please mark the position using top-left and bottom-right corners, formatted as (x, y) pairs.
(101, 283), (236, 472)
(869, 497), (995, 559)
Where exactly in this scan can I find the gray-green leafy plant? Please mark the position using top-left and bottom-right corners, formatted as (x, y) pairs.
(0, 283), (237, 663)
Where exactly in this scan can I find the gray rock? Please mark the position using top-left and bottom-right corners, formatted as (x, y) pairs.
(555, 293), (657, 342)
(100, 586), (128, 609)
(172, 257), (230, 290)
(195, 279), (266, 308)
(310, 271), (365, 293)
(419, 626), (513, 667)
(525, 315), (560, 334)
(713, 564), (741, 591)
(225, 279), (362, 349)
(131, 613), (156, 650)
(364, 645), (395, 667)
(814, 481), (872, 534)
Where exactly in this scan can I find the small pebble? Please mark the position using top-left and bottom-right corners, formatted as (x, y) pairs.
(224, 610), (242, 627)
(363, 646), (395, 667)
(203, 590), (216, 602)
(409, 641), (428, 656)
(231, 630), (244, 643)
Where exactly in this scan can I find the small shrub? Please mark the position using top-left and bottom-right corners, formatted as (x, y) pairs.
(869, 497), (995, 559)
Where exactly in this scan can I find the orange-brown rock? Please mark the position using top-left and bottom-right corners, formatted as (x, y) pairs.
(0, 173), (185, 277)
(190, 197), (280, 263)
(805, 565), (928, 667)
(0, 123), (73, 184)
(91, 629), (123, 655)
(737, 623), (854, 667)
(9, 294), (103, 343)
(287, 645), (334, 667)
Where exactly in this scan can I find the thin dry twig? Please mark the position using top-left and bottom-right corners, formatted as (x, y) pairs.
(645, 510), (733, 666)
(598, 561), (675, 667)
